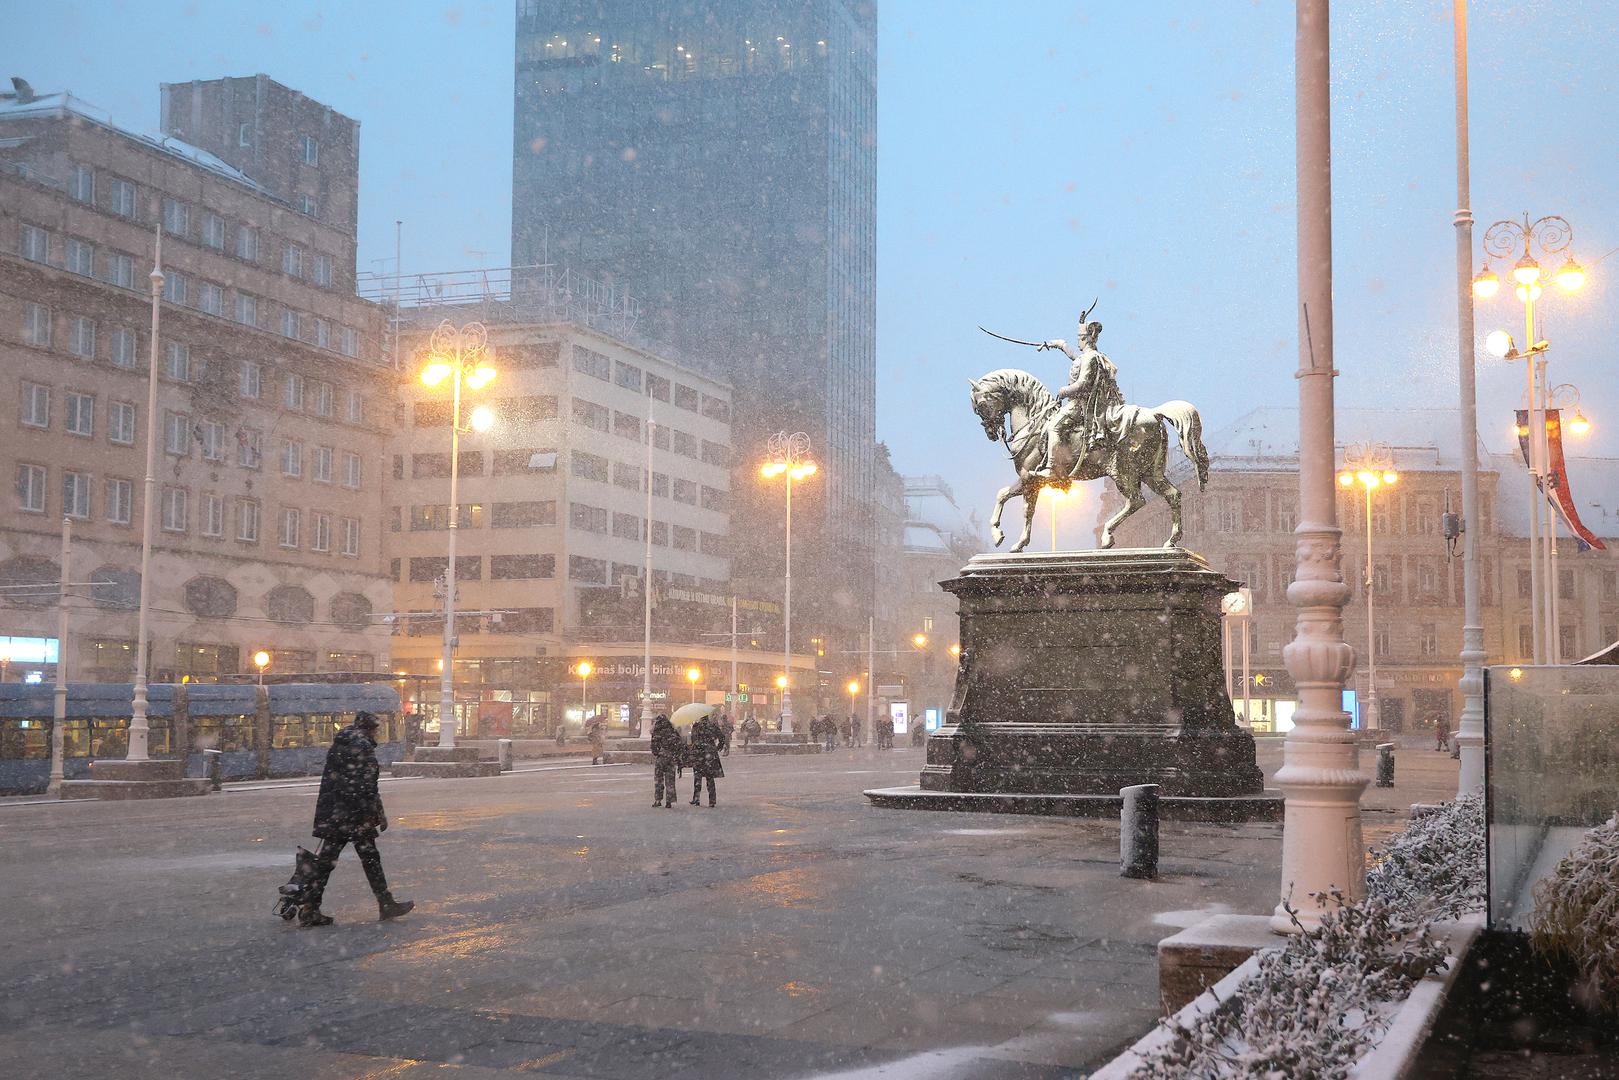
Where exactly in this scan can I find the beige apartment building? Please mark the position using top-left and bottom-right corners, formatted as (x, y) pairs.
(1103, 407), (1619, 734)
(0, 77), (393, 684)
(382, 290), (795, 735)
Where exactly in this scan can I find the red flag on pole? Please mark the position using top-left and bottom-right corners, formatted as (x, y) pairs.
(1516, 408), (1606, 552)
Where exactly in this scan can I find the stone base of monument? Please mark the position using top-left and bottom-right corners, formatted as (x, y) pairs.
(390, 744), (503, 779)
(60, 758), (213, 800)
(744, 732), (823, 755)
(603, 738), (652, 765)
(864, 548), (1269, 818)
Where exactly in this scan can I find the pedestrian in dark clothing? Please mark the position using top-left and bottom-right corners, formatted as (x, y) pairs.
(586, 715), (606, 765)
(649, 715), (682, 808)
(839, 715), (852, 748)
(821, 715), (837, 752)
(554, 718), (568, 747)
(719, 713), (735, 755)
(689, 711), (725, 806)
(850, 714), (863, 748)
(1434, 715), (1450, 752)
(739, 715), (761, 749)
(299, 711), (413, 927)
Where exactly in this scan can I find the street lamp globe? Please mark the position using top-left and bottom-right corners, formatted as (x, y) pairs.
(466, 364), (498, 390)
(1569, 410), (1592, 436)
(1471, 265), (1500, 299)
(420, 360), (452, 386)
(1485, 329), (1515, 358)
(469, 404), (495, 432)
(576, 660), (593, 678)
(1514, 282), (1543, 304)
(253, 650), (270, 669)
(1512, 253), (1542, 285)
(775, 674), (788, 690)
(847, 680), (860, 696)
(912, 633), (928, 648)
(1555, 258), (1587, 292)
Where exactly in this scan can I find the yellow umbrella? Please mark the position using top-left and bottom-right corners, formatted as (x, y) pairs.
(670, 703), (713, 730)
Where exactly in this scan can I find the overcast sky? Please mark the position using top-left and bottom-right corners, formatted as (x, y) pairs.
(9, 0), (1617, 545)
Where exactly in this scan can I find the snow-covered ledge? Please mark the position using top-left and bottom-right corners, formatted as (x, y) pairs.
(1090, 914), (1484, 1080)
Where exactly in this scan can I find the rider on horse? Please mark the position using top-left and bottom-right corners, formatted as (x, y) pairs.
(1033, 307), (1125, 483)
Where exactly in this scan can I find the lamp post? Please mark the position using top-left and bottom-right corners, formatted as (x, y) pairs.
(253, 650), (271, 686)
(761, 432), (817, 734)
(418, 320), (497, 748)
(127, 226), (165, 762)
(1339, 445), (1398, 731)
(686, 666), (701, 703)
(1475, 213), (1587, 665)
(576, 660), (593, 719)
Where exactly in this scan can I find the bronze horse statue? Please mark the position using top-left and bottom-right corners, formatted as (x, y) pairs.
(968, 368), (1210, 552)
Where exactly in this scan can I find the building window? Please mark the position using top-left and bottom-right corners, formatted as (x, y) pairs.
(701, 485), (728, 512)
(162, 487), (188, 532)
(339, 327), (359, 358)
(282, 244), (304, 278)
(1419, 624), (1438, 657)
(66, 238), (94, 276)
(612, 512), (641, 541)
(1560, 625), (1578, 659)
(646, 373), (670, 401)
(16, 464), (46, 513)
(614, 361), (643, 391)
(571, 450), (609, 482)
(63, 471), (92, 519)
(614, 462), (643, 492)
(162, 268), (187, 304)
(672, 430), (698, 458)
(23, 303), (51, 347)
(280, 308), (301, 338)
(341, 517), (361, 557)
(652, 472), (669, 498)
(613, 412), (641, 440)
(279, 508), (301, 548)
(202, 493), (225, 538)
(165, 341), (190, 381)
(65, 391), (94, 436)
(107, 252), (135, 289)
(238, 122), (252, 147)
(283, 373), (304, 410)
(570, 502), (609, 533)
(298, 194), (318, 217)
(21, 383), (50, 429)
(672, 524), (698, 551)
(107, 478), (132, 525)
(111, 327), (137, 368)
(161, 197), (189, 238)
(1603, 570), (1618, 601)
(235, 226), (258, 261)
(1517, 624), (1533, 659)
(1517, 568), (1532, 599)
(67, 317), (93, 359)
(311, 445), (333, 483)
(1373, 628), (1391, 659)
(310, 512), (331, 553)
(200, 420), (225, 461)
(164, 411), (191, 456)
(198, 281), (224, 316)
(650, 520), (669, 546)
(1558, 568), (1575, 600)
(70, 164), (94, 203)
(673, 478), (698, 505)
(342, 451), (362, 489)
(238, 360), (262, 399)
(572, 398), (611, 432)
(109, 177), (136, 218)
(345, 389), (365, 424)
(312, 381), (333, 416)
(496, 395), (560, 423)
(237, 499), (260, 542)
(280, 439), (303, 478)
(490, 500), (556, 527)
(573, 346), (611, 380)
(110, 401), (136, 445)
(202, 213), (226, 250)
(673, 383), (701, 412)
(300, 134), (319, 165)
(238, 428), (262, 469)
(702, 395), (731, 423)
(568, 555), (607, 583)
(20, 223), (50, 263)
(490, 554), (555, 580)
(312, 254), (333, 287)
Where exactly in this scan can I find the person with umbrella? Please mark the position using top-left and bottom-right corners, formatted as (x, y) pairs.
(674, 703), (725, 807)
(649, 713), (682, 808)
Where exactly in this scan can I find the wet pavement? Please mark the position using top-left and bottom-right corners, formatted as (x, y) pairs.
(0, 741), (1450, 1079)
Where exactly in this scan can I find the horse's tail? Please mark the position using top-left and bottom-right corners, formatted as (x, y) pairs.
(1152, 400), (1210, 491)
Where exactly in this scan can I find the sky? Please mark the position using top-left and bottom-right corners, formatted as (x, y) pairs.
(7, 0), (1618, 547)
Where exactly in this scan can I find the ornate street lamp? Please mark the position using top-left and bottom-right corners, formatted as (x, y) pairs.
(760, 432), (817, 734)
(1474, 214), (1586, 665)
(253, 650), (271, 686)
(418, 321), (497, 747)
(576, 660), (593, 719)
(1338, 444), (1399, 731)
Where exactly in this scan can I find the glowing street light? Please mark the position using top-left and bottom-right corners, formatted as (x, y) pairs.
(576, 660), (593, 718)
(686, 666), (702, 703)
(417, 320), (497, 747)
(1044, 483), (1077, 551)
(1339, 443), (1398, 731)
(846, 679), (860, 697)
(760, 432), (817, 734)
(253, 649), (271, 685)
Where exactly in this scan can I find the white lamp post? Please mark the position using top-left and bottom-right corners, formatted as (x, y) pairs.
(127, 226), (164, 761)
(761, 432), (817, 734)
(1338, 445), (1398, 732)
(418, 320), (497, 748)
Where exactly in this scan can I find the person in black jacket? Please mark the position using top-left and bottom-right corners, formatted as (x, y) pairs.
(299, 711), (414, 927)
(649, 714), (682, 808)
(688, 710), (725, 807)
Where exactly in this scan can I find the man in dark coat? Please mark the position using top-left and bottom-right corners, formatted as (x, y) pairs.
(739, 714), (761, 749)
(850, 713), (863, 748)
(299, 711), (413, 927)
(688, 710), (725, 807)
(718, 712), (735, 755)
(586, 713), (606, 765)
(649, 714), (682, 808)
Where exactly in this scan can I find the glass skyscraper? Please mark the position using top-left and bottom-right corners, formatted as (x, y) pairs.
(512, 1), (878, 653)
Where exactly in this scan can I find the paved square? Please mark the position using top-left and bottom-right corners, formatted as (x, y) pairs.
(0, 742), (1448, 1078)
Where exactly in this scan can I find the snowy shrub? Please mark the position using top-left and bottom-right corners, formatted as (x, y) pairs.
(1530, 814), (1619, 1015)
(1129, 894), (1447, 1080)
(1365, 792), (1486, 921)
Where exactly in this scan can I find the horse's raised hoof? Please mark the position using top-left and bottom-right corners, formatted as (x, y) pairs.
(991, 527), (1005, 547)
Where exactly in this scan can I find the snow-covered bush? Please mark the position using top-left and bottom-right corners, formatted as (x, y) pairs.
(1530, 814), (1619, 1015)
(1365, 792), (1486, 921)
(1129, 796), (1487, 1080)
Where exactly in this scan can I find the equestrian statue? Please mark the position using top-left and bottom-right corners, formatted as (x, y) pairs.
(971, 299), (1210, 553)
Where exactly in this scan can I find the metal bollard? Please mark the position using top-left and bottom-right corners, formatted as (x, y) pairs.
(1120, 784), (1160, 880)
(497, 738), (514, 772)
(203, 748), (223, 791)
(1375, 742), (1395, 788)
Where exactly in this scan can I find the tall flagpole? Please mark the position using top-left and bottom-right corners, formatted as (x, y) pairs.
(128, 224), (164, 761)
(638, 412), (655, 738)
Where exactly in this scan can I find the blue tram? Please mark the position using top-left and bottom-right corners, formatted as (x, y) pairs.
(0, 682), (404, 795)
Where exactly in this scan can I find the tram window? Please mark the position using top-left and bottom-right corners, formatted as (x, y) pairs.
(271, 715), (310, 749)
(61, 719), (91, 757)
(309, 713), (339, 745)
(193, 715), (253, 752)
(0, 720), (49, 759)
(88, 718), (130, 758)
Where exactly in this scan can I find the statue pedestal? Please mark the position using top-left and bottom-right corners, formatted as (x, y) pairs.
(867, 548), (1273, 819)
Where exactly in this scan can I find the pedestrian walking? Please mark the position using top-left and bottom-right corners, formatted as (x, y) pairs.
(650, 714), (682, 808)
(821, 715), (837, 752)
(739, 714), (761, 749)
(839, 714), (852, 748)
(689, 708), (725, 807)
(586, 714), (606, 765)
(1434, 715), (1450, 752)
(297, 711), (413, 927)
(850, 713), (863, 748)
(554, 717), (568, 747)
